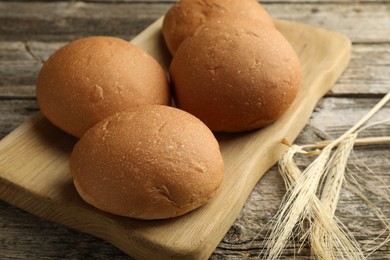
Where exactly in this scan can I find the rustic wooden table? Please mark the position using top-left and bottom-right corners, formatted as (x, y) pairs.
(1, 0), (389, 259)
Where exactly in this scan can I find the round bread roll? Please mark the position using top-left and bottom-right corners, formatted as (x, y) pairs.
(69, 105), (224, 220)
(170, 19), (301, 132)
(36, 36), (170, 138)
(162, 0), (273, 54)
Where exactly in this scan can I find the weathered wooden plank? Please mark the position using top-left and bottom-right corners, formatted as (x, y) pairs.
(0, 2), (170, 42)
(0, 99), (38, 138)
(266, 3), (390, 44)
(0, 2), (389, 43)
(311, 97), (390, 139)
(24, 41), (67, 63)
(0, 41), (64, 93)
(0, 201), (131, 259)
(331, 44), (390, 95)
(0, 85), (36, 98)
(0, 42), (34, 61)
(1, 41), (389, 97)
(0, 42), (41, 88)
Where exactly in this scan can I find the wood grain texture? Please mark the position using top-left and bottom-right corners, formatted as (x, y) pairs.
(0, 2), (169, 41)
(1, 2), (389, 43)
(1, 0), (389, 259)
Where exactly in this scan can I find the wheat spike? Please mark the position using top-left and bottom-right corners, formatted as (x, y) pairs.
(260, 93), (390, 259)
(320, 133), (357, 216)
(262, 146), (332, 259)
(275, 138), (364, 260)
(311, 133), (365, 259)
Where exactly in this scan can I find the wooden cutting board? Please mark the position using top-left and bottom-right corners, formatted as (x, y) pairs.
(0, 17), (351, 259)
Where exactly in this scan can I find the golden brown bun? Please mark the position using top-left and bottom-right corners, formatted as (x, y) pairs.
(69, 105), (224, 220)
(36, 36), (170, 138)
(162, 0), (273, 54)
(170, 19), (301, 132)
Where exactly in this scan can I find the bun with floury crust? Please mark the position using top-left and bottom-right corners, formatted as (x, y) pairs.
(36, 36), (170, 138)
(162, 0), (273, 54)
(170, 19), (301, 132)
(69, 105), (224, 220)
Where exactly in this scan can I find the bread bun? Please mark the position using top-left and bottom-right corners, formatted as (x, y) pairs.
(36, 36), (170, 138)
(69, 105), (224, 220)
(170, 19), (301, 132)
(162, 0), (273, 54)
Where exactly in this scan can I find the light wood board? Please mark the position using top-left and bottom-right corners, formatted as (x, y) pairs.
(0, 17), (352, 259)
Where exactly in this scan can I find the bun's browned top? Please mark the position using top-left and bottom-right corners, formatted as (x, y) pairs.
(70, 105), (224, 219)
(36, 36), (170, 138)
(170, 19), (301, 132)
(162, 0), (273, 54)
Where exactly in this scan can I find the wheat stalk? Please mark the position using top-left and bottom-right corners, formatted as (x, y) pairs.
(321, 133), (357, 218)
(311, 133), (365, 259)
(262, 145), (332, 259)
(261, 92), (390, 259)
(302, 136), (390, 150)
(276, 138), (364, 260)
